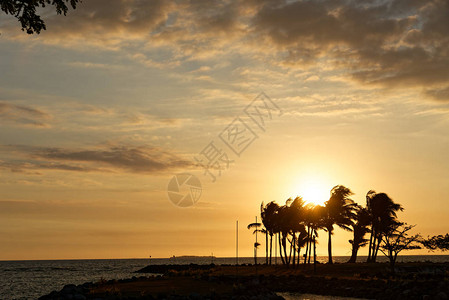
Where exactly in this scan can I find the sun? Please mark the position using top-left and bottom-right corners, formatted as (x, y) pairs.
(292, 176), (331, 206)
(283, 171), (334, 206)
(301, 182), (329, 206)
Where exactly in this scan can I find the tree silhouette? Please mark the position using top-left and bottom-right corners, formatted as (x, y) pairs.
(421, 234), (449, 251)
(288, 197), (308, 266)
(379, 223), (421, 272)
(276, 202), (291, 265)
(366, 191), (403, 262)
(303, 204), (324, 265)
(261, 198), (309, 266)
(247, 217), (262, 265)
(1, 0), (80, 34)
(253, 185), (417, 268)
(347, 205), (370, 263)
(296, 228), (308, 265)
(323, 185), (356, 264)
(261, 201), (279, 265)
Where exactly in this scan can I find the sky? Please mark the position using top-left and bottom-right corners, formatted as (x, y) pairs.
(1, 0), (449, 260)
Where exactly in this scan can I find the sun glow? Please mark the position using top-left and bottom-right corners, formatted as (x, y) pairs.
(301, 182), (330, 206)
(289, 175), (332, 206)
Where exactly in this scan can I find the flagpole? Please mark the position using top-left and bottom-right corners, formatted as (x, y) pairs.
(236, 220), (239, 265)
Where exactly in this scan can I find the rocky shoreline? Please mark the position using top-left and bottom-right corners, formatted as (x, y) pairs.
(38, 275), (284, 300)
(39, 263), (449, 300)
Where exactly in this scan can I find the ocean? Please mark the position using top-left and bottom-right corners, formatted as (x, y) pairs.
(1, 255), (448, 300)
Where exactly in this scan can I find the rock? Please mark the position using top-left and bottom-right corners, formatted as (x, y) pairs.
(61, 284), (77, 294)
(402, 289), (411, 296)
(73, 294), (87, 300)
(188, 292), (201, 300)
(437, 292), (448, 300)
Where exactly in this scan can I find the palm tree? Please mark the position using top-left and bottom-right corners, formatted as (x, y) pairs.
(270, 198), (305, 266)
(366, 191), (403, 262)
(323, 185), (357, 264)
(247, 216), (262, 265)
(270, 204), (286, 265)
(347, 205), (370, 263)
(296, 230), (308, 265)
(308, 204), (325, 265)
(303, 203), (322, 264)
(261, 201), (279, 265)
(276, 202), (292, 265)
(288, 197), (308, 267)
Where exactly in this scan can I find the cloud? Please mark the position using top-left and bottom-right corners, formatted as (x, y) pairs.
(1, 0), (175, 50)
(2, 0), (449, 100)
(305, 75), (320, 82)
(0, 102), (51, 127)
(66, 61), (117, 69)
(252, 0), (449, 94)
(0, 144), (195, 174)
(45, 0), (173, 41)
(425, 86), (449, 102)
(159, 0), (449, 98)
(0, 160), (97, 174)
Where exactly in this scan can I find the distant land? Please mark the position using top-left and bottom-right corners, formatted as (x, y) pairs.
(169, 255), (216, 259)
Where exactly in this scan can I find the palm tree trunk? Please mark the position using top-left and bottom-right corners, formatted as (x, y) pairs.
(367, 226), (374, 262)
(269, 234), (273, 265)
(373, 236), (382, 262)
(288, 237), (293, 265)
(292, 234), (296, 266)
(274, 233), (277, 265)
(371, 228), (377, 262)
(370, 229), (378, 262)
(278, 233), (285, 265)
(304, 227), (310, 264)
(347, 245), (358, 263)
(266, 232), (268, 265)
(328, 229), (333, 264)
(313, 234), (317, 273)
(307, 233), (314, 265)
(283, 234), (289, 265)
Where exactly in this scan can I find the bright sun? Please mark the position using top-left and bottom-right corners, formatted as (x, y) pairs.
(293, 177), (331, 206)
(302, 183), (329, 206)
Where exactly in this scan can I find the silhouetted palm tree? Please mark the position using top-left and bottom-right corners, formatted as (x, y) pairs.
(261, 201), (279, 265)
(308, 204), (325, 265)
(303, 203), (323, 264)
(289, 197), (308, 266)
(267, 198), (307, 266)
(247, 217), (262, 265)
(323, 185), (357, 264)
(276, 202), (292, 265)
(270, 204), (285, 265)
(254, 186), (406, 267)
(347, 204), (370, 263)
(366, 191), (403, 262)
(296, 230), (308, 265)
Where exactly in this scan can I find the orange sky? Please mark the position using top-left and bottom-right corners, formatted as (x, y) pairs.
(1, 0), (449, 260)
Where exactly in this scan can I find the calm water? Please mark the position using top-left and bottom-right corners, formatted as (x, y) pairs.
(1, 256), (448, 300)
